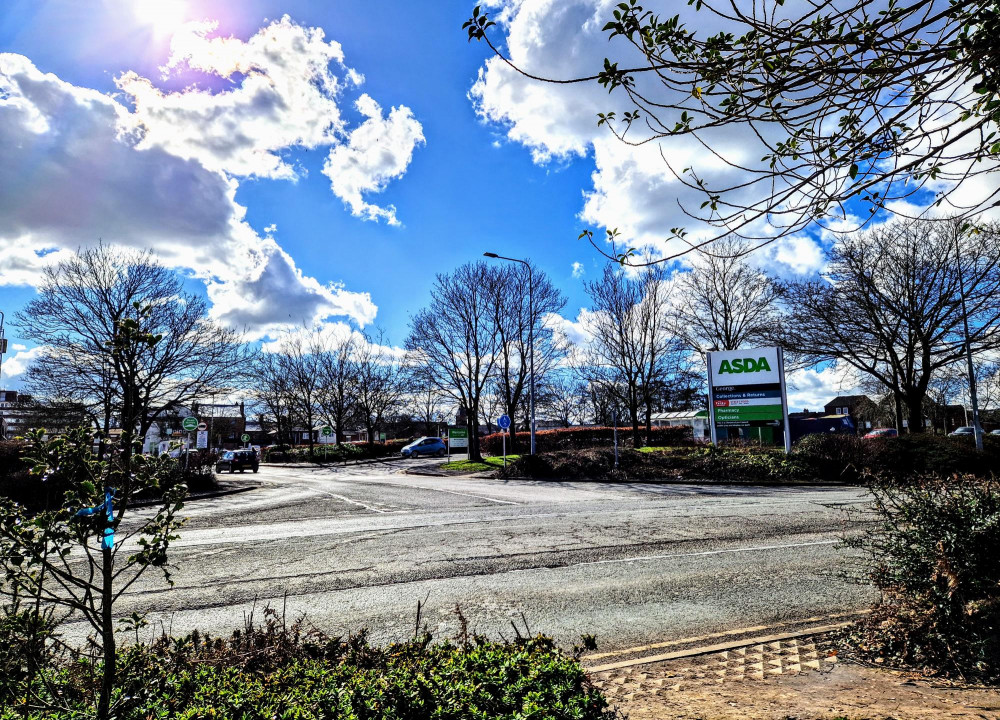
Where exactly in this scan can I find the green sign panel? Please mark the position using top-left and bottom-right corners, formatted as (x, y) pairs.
(379, 432), (387, 441)
(321, 425), (333, 437)
(448, 427), (469, 448)
(181, 416), (199, 432)
(241, 433), (250, 443)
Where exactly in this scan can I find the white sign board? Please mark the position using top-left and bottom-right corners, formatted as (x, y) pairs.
(708, 347), (782, 385)
(196, 430), (208, 449)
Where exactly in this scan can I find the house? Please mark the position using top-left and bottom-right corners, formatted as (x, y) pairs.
(190, 401), (247, 450)
(823, 395), (878, 428)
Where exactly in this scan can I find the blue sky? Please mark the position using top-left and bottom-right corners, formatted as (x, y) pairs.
(0, 0), (882, 409)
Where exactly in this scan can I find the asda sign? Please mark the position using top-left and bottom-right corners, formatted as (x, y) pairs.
(709, 347), (781, 385)
(707, 346), (790, 453)
(717, 356), (772, 375)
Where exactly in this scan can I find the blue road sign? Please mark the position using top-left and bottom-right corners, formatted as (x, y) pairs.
(497, 414), (511, 430)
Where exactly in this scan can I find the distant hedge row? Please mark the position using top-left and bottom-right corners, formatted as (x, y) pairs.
(480, 425), (693, 455)
(263, 439), (410, 463)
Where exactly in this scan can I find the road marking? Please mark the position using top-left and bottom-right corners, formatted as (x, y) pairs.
(573, 539), (837, 567)
(397, 482), (520, 505)
(309, 488), (390, 514)
(585, 619), (860, 673)
(585, 611), (865, 661)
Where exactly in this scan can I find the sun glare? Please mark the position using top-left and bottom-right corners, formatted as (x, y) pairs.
(130, 0), (189, 37)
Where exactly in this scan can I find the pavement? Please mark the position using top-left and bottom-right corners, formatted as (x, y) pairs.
(67, 457), (873, 652)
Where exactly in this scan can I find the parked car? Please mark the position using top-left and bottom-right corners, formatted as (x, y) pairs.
(216, 449), (259, 473)
(863, 428), (898, 439)
(991, 429), (1000, 436)
(949, 426), (976, 437)
(401, 437), (447, 458)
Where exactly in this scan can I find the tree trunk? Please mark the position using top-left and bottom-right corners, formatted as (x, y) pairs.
(468, 404), (482, 462)
(97, 546), (116, 720)
(906, 393), (925, 434)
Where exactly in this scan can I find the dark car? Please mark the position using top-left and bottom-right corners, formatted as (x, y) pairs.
(863, 428), (898, 439)
(401, 437), (447, 458)
(216, 449), (259, 473)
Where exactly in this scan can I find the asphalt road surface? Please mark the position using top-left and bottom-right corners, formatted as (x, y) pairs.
(75, 459), (873, 652)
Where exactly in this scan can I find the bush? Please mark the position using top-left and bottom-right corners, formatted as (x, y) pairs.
(2, 610), (614, 720)
(845, 475), (1000, 681)
(481, 425), (693, 455)
(791, 432), (1000, 483)
(263, 439), (410, 463)
(501, 444), (807, 483)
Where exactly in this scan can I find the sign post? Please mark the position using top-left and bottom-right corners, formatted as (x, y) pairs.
(497, 414), (511, 467)
(706, 347), (790, 454)
(182, 416), (198, 468)
(448, 427), (469, 460)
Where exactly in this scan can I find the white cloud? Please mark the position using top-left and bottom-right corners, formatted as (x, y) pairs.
(206, 242), (376, 339)
(322, 94), (425, 225)
(785, 363), (864, 414)
(1, 345), (47, 381)
(571, 261), (585, 278)
(0, 15), (420, 339)
(121, 17), (349, 179)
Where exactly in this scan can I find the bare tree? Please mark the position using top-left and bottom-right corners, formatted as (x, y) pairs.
(272, 334), (324, 456)
(352, 329), (405, 444)
(248, 351), (295, 446)
(672, 237), (782, 352)
(581, 263), (683, 446)
(468, 1), (1000, 261)
(17, 245), (247, 452)
(316, 332), (358, 444)
(490, 262), (566, 450)
(774, 219), (1000, 432)
(406, 263), (501, 462)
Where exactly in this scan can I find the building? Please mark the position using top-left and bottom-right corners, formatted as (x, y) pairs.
(823, 395), (878, 429)
(650, 410), (710, 441)
(0, 391), (90, 440)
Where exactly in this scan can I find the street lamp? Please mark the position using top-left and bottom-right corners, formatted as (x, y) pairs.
(954, 231), (984, 450)
(484, 252), (536, 455)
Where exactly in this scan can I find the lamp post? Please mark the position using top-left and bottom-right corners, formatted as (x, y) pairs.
(954, 231), (984, 450)
(483, 252), (536, 455)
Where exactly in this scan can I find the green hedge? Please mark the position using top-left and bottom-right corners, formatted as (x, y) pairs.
(480, 425), (693, 455)
(500, 433), (1000, 484)
(264, 439), (410, 463)
(2, 620), (613, 720)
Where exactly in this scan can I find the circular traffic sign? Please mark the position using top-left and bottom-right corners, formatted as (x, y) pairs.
(181, 417), (198, 431)
(241, 433), (250, 443)
(321, 425), (333, 437)
(197, 422), (208, 431)
(497, 414), (511, 430)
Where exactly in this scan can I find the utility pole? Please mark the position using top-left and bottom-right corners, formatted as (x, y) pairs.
(955, 230), (984, 450)
(483, 252), (536, 455)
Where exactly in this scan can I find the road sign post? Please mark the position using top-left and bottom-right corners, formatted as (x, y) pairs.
(497, 415), (511, 468)
(182, 417), (198, 468)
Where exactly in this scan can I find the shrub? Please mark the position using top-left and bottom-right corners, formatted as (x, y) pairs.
(481, 425), (693, 455)
(792, 432), (872, 483)
(845, 475), (1000, 681)
(3, 609), (614, 720)
(263, 439), (410, 463)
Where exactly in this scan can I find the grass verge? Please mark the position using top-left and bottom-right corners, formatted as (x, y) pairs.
(441, 455), (521, 472)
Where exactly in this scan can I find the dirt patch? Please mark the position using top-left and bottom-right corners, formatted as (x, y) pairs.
(592, 635), (1000, 719)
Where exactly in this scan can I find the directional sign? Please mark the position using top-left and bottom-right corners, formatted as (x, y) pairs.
(196, 430), (208, 449)
(321, 425), (333, 437)
(181, 416), (199, 432)
(448, 427), (469, 449)
(240, 433), (250, 443)
(497, 414), (511, 430)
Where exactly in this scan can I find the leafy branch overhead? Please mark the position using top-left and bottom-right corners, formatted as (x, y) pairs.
(466, 0), (1000, 264)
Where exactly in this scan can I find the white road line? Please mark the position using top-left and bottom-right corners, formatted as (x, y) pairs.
(573, 539), (838, 567)
(397, 482), (520, 505)
(309, 488), (390, 514)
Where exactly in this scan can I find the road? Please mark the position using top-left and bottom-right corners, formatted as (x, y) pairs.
(82, 459), (872, 652)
